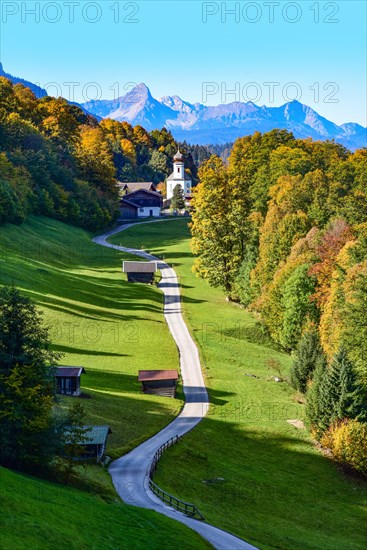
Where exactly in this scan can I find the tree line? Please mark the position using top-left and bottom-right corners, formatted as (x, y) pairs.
(190, 130), (367, 474)
(0, 77), (208, 231)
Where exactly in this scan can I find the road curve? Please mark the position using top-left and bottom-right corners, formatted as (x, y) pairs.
(93, 220), (258, 550)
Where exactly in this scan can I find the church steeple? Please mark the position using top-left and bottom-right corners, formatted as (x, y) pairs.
(173, 149), (184, 179)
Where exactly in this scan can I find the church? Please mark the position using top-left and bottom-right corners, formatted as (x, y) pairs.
(166, 149), (192, 201)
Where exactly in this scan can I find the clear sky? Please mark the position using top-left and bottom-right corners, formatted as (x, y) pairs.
(1, 0), (366, 125)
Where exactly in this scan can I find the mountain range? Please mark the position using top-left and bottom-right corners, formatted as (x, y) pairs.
(1, 64), (365, 150)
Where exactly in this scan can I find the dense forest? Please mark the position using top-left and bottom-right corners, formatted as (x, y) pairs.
(191, 130), (367, 474)
(0, 77), (206, 230)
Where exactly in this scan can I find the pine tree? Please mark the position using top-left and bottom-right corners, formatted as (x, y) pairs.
(171, 183), (185, 211)
(0, 286), (60, 468)
(290, 329), (326, 393)
(306, 346), (367, 438)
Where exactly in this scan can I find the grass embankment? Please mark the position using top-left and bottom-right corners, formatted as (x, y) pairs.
(0, 466), (210, 550)
(111, 219), (367, 550)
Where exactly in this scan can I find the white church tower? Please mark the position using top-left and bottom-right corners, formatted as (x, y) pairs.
(166, 149), (192, 200)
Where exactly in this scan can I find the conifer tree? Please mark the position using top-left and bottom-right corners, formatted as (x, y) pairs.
(290, 329), (326, 393)
(0, 286), (60, 468)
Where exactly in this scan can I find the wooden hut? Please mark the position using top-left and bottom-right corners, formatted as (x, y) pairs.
(123, 261), (157, 283)
(67, 425), (112, 462)
(55, 366), (85, 396)
(138, 370), (179, 398)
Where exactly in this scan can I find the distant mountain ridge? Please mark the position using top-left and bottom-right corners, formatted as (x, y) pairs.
(1, 64), (365, 149)
(82, 83), (366, 150)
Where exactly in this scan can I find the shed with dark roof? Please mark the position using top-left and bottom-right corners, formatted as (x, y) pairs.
(138, 370), (179, 397)
(66, 425), (112, 462)
(55, 366), (86, 396)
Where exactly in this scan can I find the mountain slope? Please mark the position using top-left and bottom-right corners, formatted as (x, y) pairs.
(0, 63), (98, 118)
(0, 62), (47, 98)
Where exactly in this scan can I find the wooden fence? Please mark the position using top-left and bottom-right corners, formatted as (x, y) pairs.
(147, 435), (205, 521)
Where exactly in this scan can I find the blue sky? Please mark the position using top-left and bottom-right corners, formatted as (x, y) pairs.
(1, 0), (366, 125)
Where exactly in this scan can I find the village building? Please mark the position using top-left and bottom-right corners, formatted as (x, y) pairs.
(167, 149), (192, 201)
(55, 366), (86, 397)
(138, 370), (179, 398)
(123, 261), (157, 283)
(67, 425), (112, 462)
(119, 188), (162, 219)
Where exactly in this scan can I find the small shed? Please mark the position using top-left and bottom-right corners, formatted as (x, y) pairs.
(69, 425), (112, 462)
(55, 366), (86, 396)
(123, 261), (157, 283)
(138, 370), (179, 398)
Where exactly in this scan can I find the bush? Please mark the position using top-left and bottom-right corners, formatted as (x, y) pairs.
(321, 419), (367, 475)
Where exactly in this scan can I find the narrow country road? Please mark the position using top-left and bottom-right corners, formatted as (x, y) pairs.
(93, 220), (258, 550)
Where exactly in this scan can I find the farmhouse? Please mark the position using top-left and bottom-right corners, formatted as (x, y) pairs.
(123, 261), (157, 283)
(138, 370), (179, 398)
(55, 366), (85, 396)
(67, 425), (112, 462)
(119, 189), (162, 219)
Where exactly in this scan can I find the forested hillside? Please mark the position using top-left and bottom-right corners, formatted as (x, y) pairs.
(191, 130), (367, 473)
(0, 78), (204, 230)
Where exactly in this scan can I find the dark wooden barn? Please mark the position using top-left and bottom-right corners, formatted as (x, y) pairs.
(138, 370), (179, 398)
(119, 197), (139, 219)
(55, 366), (86, 396)
(123, 261), (157, 283)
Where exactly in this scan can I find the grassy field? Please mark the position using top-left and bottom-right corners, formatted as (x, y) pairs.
(0, 216), (182, 462)
(111, 219), (367, 550)
(0, 216), (212, 548)
(0, 466), (210, 550)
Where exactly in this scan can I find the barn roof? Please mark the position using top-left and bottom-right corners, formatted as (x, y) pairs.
(118, 182), (155, 192)
(138, 370), (179, 382)
(123, 261), (157, 273)
(55, 366), (86, 377)
(79, 426), (112, 446)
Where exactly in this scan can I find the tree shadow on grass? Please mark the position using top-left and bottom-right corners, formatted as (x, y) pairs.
(52, 345), (129, 358)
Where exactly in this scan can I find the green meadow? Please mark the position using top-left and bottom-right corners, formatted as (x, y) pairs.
(0, 215), (182, 461)
(0, 216), (212, 548)
(111, 219), (367, 550)
(0, 466), (210, 550)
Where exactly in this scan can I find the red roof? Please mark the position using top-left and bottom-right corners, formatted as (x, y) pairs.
(138, 370), (179, 382)
(55, 367), (86, 377)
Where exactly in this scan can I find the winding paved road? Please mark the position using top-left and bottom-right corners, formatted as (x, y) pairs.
(93, 221), (258, 550)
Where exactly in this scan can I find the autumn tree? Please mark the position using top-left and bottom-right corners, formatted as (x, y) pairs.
(191, 156), (246, 296)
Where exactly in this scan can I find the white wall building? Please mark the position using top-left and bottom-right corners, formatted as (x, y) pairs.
(166, 149), (192, 200)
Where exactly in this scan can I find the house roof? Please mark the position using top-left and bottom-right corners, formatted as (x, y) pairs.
(78, 426), (112, 446)
(119, 182), (156, 193)
(123, 261), (157, 273)
(55, 366), (86, 378)
(125, 188), (162, 198)
(138, 370), (179, 382)
(167, 171), (192, 181)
